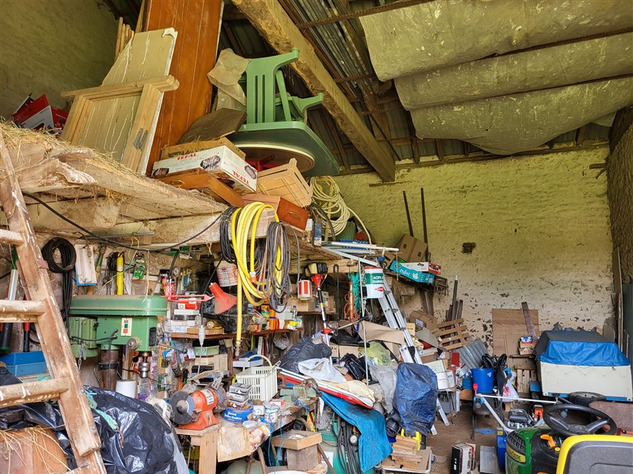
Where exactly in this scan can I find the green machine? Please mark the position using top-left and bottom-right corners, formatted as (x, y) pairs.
(505, 404), (618, 474)
(68, 295), (166, 389)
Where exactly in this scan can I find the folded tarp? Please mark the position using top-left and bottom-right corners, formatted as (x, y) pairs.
(535, 330), (630, 367)
(321, 391), (392, 471)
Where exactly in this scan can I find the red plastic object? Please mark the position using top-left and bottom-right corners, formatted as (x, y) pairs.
(209, 283), (237, 314)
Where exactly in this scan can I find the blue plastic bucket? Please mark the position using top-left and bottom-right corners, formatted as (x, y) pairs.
(496, 430), (506, 470)
(471, 368), (494, 393)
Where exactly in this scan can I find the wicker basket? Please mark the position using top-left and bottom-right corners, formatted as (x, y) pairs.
(235, 355), (278, 402)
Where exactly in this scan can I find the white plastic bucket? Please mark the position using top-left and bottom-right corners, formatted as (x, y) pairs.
(217, 261), (238, 287)
(364, 266), (384, 298)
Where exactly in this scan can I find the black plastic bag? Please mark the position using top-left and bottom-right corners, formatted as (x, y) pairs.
(0, 368), (185, 474)
(280, 336), (332, 373)
(393, 363), (438, 435)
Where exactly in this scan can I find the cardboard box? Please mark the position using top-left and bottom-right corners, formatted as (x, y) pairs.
(12, 95), (68, 131)
(400, 261), (442, 276)
(152, 145), (257, 192)
(389, 261), (435, 284)
(271, 430), (322, 450)
(288, 296), (315, 313)
(242, 193), (309, 230)
(396, 234), (427, 262)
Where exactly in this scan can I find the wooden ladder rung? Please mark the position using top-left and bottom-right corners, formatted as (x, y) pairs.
(0, 228), (24, 245)
(0, 300), (46, 322)
(0, 378), (69, 408)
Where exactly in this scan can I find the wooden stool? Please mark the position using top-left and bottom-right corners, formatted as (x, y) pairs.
(175, 424), (220, 474)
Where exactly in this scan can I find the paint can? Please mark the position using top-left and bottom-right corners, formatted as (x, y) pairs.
(217, 261), (238, 287)
(364, 266), (384, 298)
(298, 279), (312, 299)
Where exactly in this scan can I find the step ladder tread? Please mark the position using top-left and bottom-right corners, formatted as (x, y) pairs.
(0, 228), (24, 245)
(0, 378), (70, 408)
(0, 300), (46, 322)
(0, 299), (47, 314)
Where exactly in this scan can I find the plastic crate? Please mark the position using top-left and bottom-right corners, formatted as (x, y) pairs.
(0, 351), (47, 376)
(235, 355), (278, 402)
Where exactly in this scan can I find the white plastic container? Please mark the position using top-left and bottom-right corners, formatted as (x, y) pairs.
(364, 266), (384, 298)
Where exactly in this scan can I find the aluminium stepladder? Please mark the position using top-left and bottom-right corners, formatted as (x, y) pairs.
(0, 135), (106, 472)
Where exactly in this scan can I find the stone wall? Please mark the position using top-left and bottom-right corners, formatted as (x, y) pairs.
(0, 0), (117, 119)
(334, 148), (614, 345)
(608, 121), (633, 282)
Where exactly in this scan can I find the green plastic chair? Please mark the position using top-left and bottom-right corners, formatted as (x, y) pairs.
(231, 49), (339, 176)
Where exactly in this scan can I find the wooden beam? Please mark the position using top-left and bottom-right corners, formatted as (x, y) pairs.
(27, 198), (122, 232)
(296, 0), (433, 29)
(233, 0), (396, 182)
(97, 209), (275, 246)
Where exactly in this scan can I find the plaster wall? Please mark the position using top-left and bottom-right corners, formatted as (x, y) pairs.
(0, 0), (117, 119)
(334, 148), (614, 346)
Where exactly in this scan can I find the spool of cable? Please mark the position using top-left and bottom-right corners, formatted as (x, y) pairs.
(41, 238), (76, 320)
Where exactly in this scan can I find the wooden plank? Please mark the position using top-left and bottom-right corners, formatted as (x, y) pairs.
(521, 301), (538, 340)
(145, 0), (223, 175)
(18, 159), (97, 193)
(0, 299), (46, 316)
(103, 28), (177, 85)
(0, 379), (69, 408)
(155, 169), (245, 207)
(61, 75), (179, 101)
(28, 197), (122, 232)
(56, 150), (224, 215)
(492, 308), (539, 356)
(122, 83), (164, 173)
(97, 209), (275, 246)
(233, 0), (396, 182)
(0, 229), (24, 245)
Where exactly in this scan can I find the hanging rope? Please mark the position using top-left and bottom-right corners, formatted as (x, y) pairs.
(309, 176), (372, 243)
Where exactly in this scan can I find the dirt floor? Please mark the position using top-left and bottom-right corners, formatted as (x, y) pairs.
(427, 402), (501, 474)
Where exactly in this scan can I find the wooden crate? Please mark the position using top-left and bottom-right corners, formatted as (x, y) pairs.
(242, 193), (309, 230)
(155, 168), (245, 207)
(256, 158), (312, 207)
(433, 318), (470, 350)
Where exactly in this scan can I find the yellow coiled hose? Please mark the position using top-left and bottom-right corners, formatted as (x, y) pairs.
(229, 202), (281, 354)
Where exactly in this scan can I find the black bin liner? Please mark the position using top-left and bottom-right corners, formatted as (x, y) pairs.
(393, 363), (438, 436)
(0, 368), (183, 473)
(280, 336), (332, 373)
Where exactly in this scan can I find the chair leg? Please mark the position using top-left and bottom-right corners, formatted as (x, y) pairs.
(257, 446), (268, 473)
(317, 444), (335, 473)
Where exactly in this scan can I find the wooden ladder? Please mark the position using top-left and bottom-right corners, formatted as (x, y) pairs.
(0, 136), (106, 472)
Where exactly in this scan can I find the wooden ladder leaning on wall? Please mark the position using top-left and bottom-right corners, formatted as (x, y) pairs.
(0, 135), (106, 473)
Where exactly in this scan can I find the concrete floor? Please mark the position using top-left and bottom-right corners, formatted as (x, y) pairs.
(427, 404), (501, 474)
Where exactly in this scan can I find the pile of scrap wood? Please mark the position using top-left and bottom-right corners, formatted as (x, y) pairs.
(380, 435), (432, 473)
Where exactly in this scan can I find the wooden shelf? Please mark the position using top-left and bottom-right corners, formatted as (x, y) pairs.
(168, 328), (294, 340)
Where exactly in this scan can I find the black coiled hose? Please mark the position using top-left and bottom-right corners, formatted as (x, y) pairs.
(41, 237), (76, 321)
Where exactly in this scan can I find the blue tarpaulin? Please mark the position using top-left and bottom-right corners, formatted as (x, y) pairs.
(393, 363), (438, 435)
(536, 331), (630, 367)
(321, 392), (392, 471)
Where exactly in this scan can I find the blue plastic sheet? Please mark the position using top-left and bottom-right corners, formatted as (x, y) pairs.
(536, 331), (629, 367)
(393, 363), (438, 435)
(321, 392), (392, 471)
